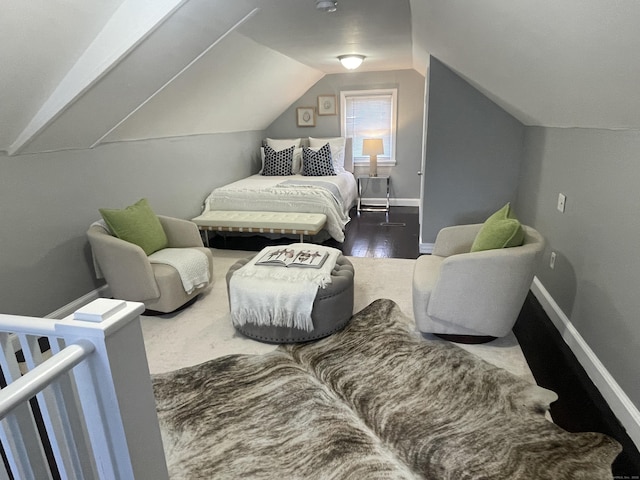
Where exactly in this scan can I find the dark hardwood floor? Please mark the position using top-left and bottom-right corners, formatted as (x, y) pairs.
(208, 206), (420, 259)
(341, 206), (420, 259)
(514, 296), (640, 478)
(208, 206), (639, 478)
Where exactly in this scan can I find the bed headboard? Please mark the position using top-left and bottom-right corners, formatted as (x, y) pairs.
(344, 137), (353, 173)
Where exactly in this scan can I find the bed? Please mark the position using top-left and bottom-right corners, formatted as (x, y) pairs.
(201, 137), (357, 242)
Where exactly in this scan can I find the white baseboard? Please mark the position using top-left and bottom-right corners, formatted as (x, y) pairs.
(531, 276), (640, 450)
(419, 243), (434, 254)
(391, 198), (420, 207)
(45, 285), (111, 319)
(358, 198), (420, 207)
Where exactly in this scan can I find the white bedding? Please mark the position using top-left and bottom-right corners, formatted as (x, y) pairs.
(203, 172), (357, 242)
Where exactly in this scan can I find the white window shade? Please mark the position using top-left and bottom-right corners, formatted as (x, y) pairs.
(341, 88), (397, 165)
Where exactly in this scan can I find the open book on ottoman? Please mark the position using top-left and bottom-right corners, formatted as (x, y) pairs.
(255, 246), (329, 269)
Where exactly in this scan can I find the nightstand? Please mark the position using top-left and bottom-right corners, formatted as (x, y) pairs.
(357, 175), (390, 213)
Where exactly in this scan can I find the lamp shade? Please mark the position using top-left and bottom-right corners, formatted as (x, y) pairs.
(338, 54), (365, 70)
(362, 138), (384, 156)
(362, 138), (383, 177)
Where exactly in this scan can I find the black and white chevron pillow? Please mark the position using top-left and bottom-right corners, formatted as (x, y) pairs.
(262, 145), (294, 176)
(302, 143), (336, 176)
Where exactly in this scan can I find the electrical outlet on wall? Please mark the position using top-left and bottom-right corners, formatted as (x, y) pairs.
(557, 193), (566, 213)
(550, 251), (557, 269)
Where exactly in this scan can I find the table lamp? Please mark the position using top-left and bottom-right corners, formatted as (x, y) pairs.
(362, 138), (384, 177)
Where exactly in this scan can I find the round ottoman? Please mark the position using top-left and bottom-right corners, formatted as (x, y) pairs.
(226, 255), (354, 343)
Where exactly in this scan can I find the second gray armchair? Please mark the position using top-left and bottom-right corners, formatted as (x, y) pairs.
(412, 224), (544, 342)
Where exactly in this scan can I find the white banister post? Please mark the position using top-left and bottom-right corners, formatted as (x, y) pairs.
(55, 299), (169, 480)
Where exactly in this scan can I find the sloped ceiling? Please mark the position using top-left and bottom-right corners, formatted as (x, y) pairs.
(103, 32), (323, 142)
(236, 0), (414, 74)
(2, 0), (640, 156)
(410, 0), (640, 129)
(0, 0), (127, 151)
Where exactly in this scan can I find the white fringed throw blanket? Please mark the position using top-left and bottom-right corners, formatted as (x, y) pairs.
(90, 220), (209, 294)
(149, 248), (210, 294)
(229, 244), (341, 332)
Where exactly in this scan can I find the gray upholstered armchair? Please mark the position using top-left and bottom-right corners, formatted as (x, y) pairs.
(88, 216), (213, 313)
(412, 224), (545, 342)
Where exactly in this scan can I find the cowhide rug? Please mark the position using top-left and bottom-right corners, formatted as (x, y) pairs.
(152, 299), (621, 479)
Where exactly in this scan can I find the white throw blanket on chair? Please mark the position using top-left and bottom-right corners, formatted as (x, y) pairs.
(229, 244), (341, 332)
(149, 248), (210, 294)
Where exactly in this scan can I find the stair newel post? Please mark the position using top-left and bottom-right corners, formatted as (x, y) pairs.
(55, 299), (168, 480)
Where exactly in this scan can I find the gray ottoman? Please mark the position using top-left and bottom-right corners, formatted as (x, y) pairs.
(226, 255), (354, 343)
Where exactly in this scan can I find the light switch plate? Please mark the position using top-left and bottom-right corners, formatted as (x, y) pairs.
(557, 193), (566, 213)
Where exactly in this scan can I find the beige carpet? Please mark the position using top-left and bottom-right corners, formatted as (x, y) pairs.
(141, 248), (535, 383)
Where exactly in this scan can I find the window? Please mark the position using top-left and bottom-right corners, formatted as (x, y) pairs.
(340, 88), (397, 165)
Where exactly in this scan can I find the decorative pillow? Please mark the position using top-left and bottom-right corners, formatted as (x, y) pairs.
(302, 143), (336, 176)
(260, 147), (302, 175)
(470, 203), (524, 252)
(310, 136), (346, 173)
(261, 145), (294, 176)
(99, 198), (168, 255)
(261, 139), (303, 174)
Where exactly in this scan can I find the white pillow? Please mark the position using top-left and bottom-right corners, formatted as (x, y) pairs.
(260, 147), (303, 174)
(292, 148), (303, 174)
(266, 138), (302, 149)
(309, 137), (346, 173)
(309, 136), (345, 150)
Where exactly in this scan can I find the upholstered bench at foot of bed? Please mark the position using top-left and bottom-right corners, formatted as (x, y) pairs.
(226, 255), (354, 343)
(191, 211), (327, 245)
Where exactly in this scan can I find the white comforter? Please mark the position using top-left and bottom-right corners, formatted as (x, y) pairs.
(203, 172), (357, 242)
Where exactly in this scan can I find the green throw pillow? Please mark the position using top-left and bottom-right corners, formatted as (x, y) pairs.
(99, 198), (168, 255)
(470, 203), (524, 252)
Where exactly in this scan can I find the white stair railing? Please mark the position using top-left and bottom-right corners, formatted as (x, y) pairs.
(0, 299), (169, 480)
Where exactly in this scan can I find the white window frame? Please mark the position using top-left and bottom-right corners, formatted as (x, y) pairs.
(340, 88), (398, 166)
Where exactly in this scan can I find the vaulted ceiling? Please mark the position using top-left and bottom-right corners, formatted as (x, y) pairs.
(1, 0), (639, 156)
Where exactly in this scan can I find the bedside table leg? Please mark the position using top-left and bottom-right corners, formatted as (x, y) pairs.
(385, 177), (390, 212)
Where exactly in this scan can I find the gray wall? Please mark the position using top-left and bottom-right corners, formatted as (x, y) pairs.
(0, 131), (262, 316)
(265, 69), (425, 202)
(421, 58), (525, 243)
(517, 126), (640, 408)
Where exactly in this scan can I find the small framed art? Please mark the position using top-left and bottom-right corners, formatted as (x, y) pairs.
(296, 107), (316, 127)
(317, 95), (337, 116)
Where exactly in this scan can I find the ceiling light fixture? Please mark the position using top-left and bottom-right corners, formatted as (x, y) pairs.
(316, 1), (337, 12)
(338, 54), (365, 70)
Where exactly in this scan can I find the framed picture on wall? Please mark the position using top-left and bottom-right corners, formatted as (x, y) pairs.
(317, 95), (337, 116)
(296, 107), (316, 127)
